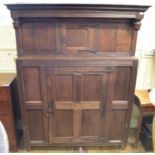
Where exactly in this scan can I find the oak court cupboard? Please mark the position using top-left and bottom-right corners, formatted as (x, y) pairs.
(6, 3), (149, 150)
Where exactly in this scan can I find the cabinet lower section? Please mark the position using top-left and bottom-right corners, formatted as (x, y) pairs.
(17, 58), (137, 149)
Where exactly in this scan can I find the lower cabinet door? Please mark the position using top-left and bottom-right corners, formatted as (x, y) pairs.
(47, 65), (135, 145)
(103, 66), (134, 145)
(20, 67), (49, 144)
(47, 66), (113, 144)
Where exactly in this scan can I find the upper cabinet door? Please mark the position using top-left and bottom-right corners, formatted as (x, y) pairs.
(47, 66), (113, 144)
(60, 22), (96, 53)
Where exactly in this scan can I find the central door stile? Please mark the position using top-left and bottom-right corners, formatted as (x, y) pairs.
(98, 68), (113, 140)
(98, 72), (107, 139)
(47, 68), (55, 143)
(41, 66), (49, 143)
(73, 73), (83, 139)
(101, 67), (115, 141)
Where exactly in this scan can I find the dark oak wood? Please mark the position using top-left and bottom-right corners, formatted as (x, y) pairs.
(0, 73), (19, 152)
(6, 3), (149, 150)
(6, 4), (149, 56)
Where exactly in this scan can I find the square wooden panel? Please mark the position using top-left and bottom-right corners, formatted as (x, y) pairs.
(98, 23), (132, 53)
(60, 22), (95, 53)
(20, 23), (56, 54)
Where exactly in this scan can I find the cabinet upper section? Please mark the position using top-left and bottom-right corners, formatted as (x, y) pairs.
(6, 4), (150, 56)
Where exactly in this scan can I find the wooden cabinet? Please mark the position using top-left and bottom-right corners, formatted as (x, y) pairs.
(7, 4), (149, 149)
(0, 73), (18, 151)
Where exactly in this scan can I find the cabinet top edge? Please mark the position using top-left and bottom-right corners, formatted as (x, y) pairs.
(5, 3), (150, 12)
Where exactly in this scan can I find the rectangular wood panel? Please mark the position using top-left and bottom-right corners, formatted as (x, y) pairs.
(55, 110), (73, 137)
(81, 109), (99, 136)
(112, 67), (131, 100)
(20, 23), (56, 54)
(55, 75), (74, 101)
(108, 109), (127, 141)
(98, 23), (132, 52)
(27, 110), (45, 141)
(82, 75), (101, 101)
(22, 67), (42, 101)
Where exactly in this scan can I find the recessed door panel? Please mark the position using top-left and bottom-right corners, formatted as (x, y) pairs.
(55, 110), (73, 137)
(55, 75), (74, 101)
(81, 109), (100, 136)
(82, 75), (101, 101)
(27, 110), (45, 142)
(22, 67), (42, 101)
(61, 22), (95, 53)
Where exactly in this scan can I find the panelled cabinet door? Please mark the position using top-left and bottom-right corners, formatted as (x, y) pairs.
(20, 67), (49, 144)
(103, 66), (132, 145)
(47, 66), (113, 144)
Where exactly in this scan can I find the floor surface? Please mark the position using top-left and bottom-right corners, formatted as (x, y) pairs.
(14, 129), (153, 153)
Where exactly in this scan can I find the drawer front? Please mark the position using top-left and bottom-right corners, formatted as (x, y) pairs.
(0, 87), (9, 101)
